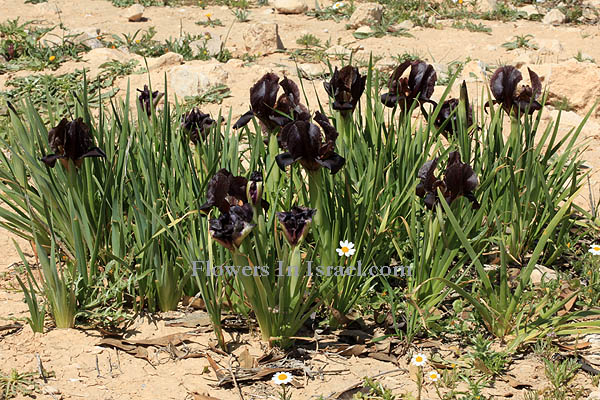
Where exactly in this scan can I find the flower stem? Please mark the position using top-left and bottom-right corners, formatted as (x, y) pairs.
(308, 170), (332, 266)
(267, 132), (280, 195)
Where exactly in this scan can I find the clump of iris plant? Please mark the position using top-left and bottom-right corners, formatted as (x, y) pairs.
(199, 169), (269, 215)
(137, 85), (164, 116)
(40, 118), (106, 170)
(182, 108), (215, 144)
(323, 65), (366, 116)
(233, 73), (309, 133)
(416, 151), (479, 210)
(433, 81), (474, 138)
(490, 65), (542, 116)
(275, 111), (345, 174)
(381, 60), (437, 113)
(276, 206), (316, 247)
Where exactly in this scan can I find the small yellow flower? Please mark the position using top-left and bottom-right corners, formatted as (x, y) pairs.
(205, 12), (212, 19)
(428, 371), (440, 382)
(272, 372), (292, 385)
(451, 363), (456, 368)
(458, 0), (463, 4)
(96, 35), (102, 40)
(203, 50), (208, 55)
(49, 55), (56, 62)
(135, 39), (141, 44)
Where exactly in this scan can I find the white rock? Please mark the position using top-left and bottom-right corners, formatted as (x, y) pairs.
(149, 52), (183, 70)
(82, 48), (130, 64)
(298, 63), (325, 77)
(588, 391), (600, 400)
(70, 27), (104, 49)
(274, 0), (308, 14)
(530, 265), (557, 285)
(519, 4), (542, 17)
(170, 67), (210, 98)
(123, 4), (145, 22)
(478, 0), (497, 13)
(543, 8), (566, 24)
(486, 44), (498, 51)
(191, 35), (222, 57)
(581, 7), (598, 21)
(242, 23), (284, 56)
(43, 386), (60, 395)
(169, 64), (228, 98)
(355, 26), (373, 35)
(393, 20), (415, 30)
(348, 3), (384, 28)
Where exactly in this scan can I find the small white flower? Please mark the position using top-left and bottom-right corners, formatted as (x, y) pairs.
(411, 353), (428, 367)
(428, 370), (440, 382)
(272, 372), (293, 385)
(332, 1), (345, 10)
(336, 240), (356, 257)
(589, 244), (600, 255)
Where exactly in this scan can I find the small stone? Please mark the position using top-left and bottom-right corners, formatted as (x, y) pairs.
(393, 20), (414, 30)
(478, 0), (497, 13)
(542, 8), (566, 24)
(192, 34), (223, 57)
(170, 67), (210, 98)
(323, 28), (329, 33)
(298, 63), (325, 77)
(70, 27), (104, 49)
(530, 265), (557, 286)
(519, 4), (542, 17)
(355, 26), (373, 35)
(169, 64), (228, 98)
(123, 4), (145, 22)
(588, 391), (600, 400)
(273, 0), (308, 14)
(43, 385), (60, 395)
(486, 45), (498, 51)
(582, 7), (598, 21)
(348, 3), (384, 28)
(149, 52), (183, 70)
(242, 23), (284, 56)
(325, 45), (352, 57)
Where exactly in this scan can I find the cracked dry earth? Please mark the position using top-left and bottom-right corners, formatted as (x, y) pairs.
(1, 0), (600, 398)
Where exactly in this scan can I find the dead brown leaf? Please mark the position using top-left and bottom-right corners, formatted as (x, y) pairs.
(238, 347), (254, 368)
(182, 295), (206, 309)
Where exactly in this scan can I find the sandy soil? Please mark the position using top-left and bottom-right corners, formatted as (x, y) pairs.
(1, 0), (600, 398)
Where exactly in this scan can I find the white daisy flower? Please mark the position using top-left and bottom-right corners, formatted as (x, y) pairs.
(272, 372), (293, 385)
(428, 370), (440, 381)
(589, 244), (600, 255)
(332, 1), (345, 10)
(411, 353), (427, 367)
(336, 240), (356, 257)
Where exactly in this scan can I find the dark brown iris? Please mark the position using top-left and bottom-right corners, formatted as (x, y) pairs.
(323, 65), (366, 114)
(275, 111), (345, 174)
(40, 118), (106, 169)
(490, 65), (542, 116)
